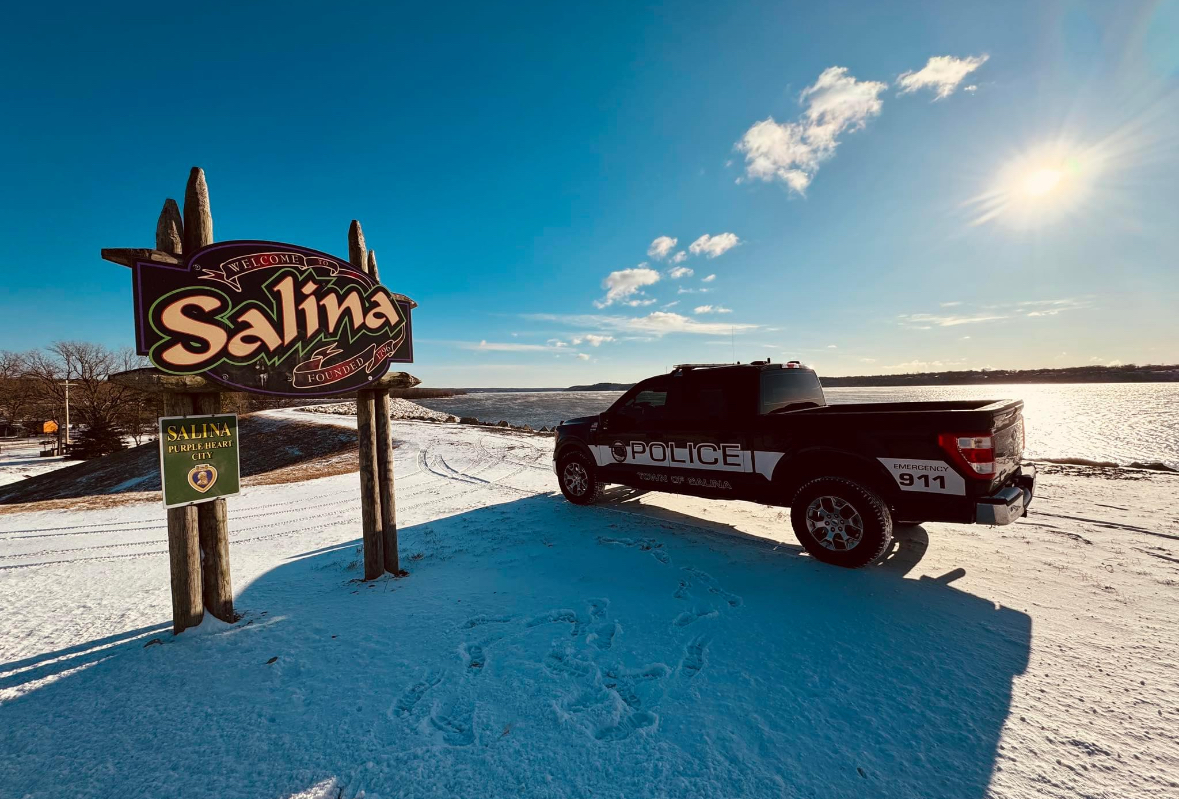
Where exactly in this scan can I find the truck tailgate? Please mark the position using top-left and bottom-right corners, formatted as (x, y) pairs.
(989, 401), (1025, 483)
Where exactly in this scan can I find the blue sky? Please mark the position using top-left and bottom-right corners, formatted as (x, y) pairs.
(2, 1), (1177, 386)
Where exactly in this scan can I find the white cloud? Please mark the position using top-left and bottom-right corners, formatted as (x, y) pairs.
(1020, 298), (1092, 317)
(576, 353), (590, 361)
(625, 298), (657, 307)
(689, 232), (742, 258)
(964, 85), (978, 93)
(677, 287), (711, 294)
(827, 344), (837, 349)
(940, 300), (962, 307)
(701, 274), (716, 283)
(662, 300), (679, 309)
(694, 305), (713, 314)
(647, 236), (678, 260)
(523, 312), (757, 336)
(896, 54), (989, 100)
(595, 266), (660, 308)
(582, 334), (613, 347)
(546, 338), (568, 348)
(694, 305), (733, 315)
(736, 66), (887, 194)
(669, 251), (688, 264)
(897, 312), (1007, 327)
(464, 340), (560, 352)
(668, 266), (694, 279)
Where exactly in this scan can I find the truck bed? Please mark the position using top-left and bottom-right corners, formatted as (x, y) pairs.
(796, 399), (1017, 416)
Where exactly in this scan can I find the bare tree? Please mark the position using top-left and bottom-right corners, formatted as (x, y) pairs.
(115, 389), (162, 446)
(24, 342), (148, 437)
(0, 351), (37, 435)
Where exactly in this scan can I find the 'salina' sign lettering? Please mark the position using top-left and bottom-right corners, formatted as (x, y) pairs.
(132, 240), (415, 396)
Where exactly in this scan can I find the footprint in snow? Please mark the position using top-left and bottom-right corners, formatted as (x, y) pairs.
(587, 620), (620, 650)
(594, 664), (670, 741)
(392, 671), (443, 718)
(427, 702), (476, 747)
(682, 566), (743, 608)
(597, 536), (669, 565)
(461, 614), (513, 629)
(595, 710), (658, 742)
(543, 648), (596, 680)
(460, 641), (486, 672)
(680, 634), (710, 680)
(673, 607), (719, 629)
(587, 598), (609, 622)
(527, 608), (583, 637)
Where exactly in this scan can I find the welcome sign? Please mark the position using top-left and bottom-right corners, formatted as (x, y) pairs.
(131, 241), (414, 396)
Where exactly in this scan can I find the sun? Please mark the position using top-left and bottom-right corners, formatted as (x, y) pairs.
(1021, 167), (1063, 197)
(966, 143), (1096, 228)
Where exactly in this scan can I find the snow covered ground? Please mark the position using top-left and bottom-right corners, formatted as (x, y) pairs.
(1, 411), (1177, 798)
(0, 440), (70, 487)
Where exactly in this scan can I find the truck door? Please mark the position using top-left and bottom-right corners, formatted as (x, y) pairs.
(660, 370), (755, 498)
(596, 377), (679, 490)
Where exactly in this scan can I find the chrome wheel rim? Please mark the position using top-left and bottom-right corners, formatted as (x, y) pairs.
(563, 462), (589, 496)
(805, 495), (865, 551)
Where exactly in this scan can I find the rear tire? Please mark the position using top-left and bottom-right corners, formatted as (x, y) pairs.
(558, 450), (603, 505)
(790, 477), (893, 568)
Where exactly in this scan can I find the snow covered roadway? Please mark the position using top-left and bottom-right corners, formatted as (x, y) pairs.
(1, 411), (1178, 799)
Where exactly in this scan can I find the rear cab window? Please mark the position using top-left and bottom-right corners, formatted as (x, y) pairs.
(760, 368), (827, 414)
(675, 369), (754, 423)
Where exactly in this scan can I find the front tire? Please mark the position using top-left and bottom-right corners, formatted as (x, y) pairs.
(558, 450), (603, 505)
(790, 477), (893, 568)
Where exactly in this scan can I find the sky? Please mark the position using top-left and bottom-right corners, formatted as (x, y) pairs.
(2, 1), (1177, 387)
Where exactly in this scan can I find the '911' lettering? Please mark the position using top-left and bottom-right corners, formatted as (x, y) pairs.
(899, 473), (945, 489)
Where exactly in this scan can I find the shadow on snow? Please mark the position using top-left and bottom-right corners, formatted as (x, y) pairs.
(0, 492), (1029, 799)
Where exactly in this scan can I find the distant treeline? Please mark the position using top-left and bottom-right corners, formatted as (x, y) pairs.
(565, 382), (634, 392)
(563, 364), (1179, 391)
(387, 388), (466, 399)
(821, 364), (1179, 387)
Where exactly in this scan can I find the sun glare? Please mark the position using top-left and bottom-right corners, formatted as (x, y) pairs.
(1021, 167), (1063, 197)
(966, 142), (1099, 229)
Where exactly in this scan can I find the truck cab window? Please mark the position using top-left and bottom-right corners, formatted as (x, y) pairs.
(613, 379), (675, 424)
(760, 369), (827, 414)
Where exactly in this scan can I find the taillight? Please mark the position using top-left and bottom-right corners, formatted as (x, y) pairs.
(939, 432), (995, 479)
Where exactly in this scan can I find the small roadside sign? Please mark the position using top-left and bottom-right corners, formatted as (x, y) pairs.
(159, 414), (241, 509)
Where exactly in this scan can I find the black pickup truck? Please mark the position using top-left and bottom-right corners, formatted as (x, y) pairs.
(553, 361), (1035, 568)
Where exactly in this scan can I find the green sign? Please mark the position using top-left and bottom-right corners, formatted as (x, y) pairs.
(159, 414), (241, 509)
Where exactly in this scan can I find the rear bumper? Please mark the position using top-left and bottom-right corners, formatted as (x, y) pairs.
(975, 464), (1036, 525)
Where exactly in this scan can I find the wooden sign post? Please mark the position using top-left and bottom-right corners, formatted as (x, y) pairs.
(104, 167), (417, 634)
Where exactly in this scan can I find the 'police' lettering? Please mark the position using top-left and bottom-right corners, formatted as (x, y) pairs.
(605, 440), (748, 472)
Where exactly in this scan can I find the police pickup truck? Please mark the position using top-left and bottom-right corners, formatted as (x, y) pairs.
(553, 361), (1035, 568)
